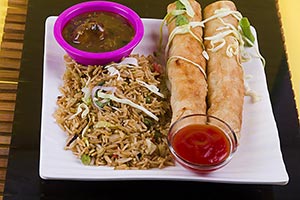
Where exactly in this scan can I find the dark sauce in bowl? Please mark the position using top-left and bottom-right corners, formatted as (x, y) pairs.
(62, 11), (135, 53)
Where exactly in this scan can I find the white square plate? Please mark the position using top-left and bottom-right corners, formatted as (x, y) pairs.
(40, 16), (289, 185)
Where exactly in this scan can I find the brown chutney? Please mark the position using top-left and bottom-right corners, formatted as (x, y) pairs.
(62, 11), (135, 53)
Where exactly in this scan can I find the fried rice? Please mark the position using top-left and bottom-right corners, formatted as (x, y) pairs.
(53, 54), (175, 169)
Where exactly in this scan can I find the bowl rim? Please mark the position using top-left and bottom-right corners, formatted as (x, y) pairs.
(53, 0), (144, 62)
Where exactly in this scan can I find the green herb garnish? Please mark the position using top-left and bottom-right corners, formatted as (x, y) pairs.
(176, 0), (185, 10)
(174, 0), (189, 26)
(176, 15), (189, 26)
(239, 17), (255, 47)
(81, 154), (91, 165)
(95, 99), (110, 108)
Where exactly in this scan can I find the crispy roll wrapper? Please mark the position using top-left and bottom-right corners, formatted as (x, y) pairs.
(203, 1), (245, 138)
(166, 0), (207, 124)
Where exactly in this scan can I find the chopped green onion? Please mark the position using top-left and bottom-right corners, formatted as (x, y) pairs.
(81, 154), (91, 165)
(94, 99), (110, 108)
(145, 96), (151, 104)
(143, 118), (153, 127)
(154, 130), (162, 141)
(94, 101), (104, 108)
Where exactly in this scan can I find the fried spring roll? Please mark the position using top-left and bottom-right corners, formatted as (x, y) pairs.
(203, 1), (245, 138)
(166, 0), (207, 124)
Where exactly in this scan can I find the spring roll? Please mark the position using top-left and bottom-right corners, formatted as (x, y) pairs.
(166, 0), (207, 124)
(203, 1), (245, 138)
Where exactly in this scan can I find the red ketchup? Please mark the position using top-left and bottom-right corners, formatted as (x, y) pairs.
(172, 124), (231, 166)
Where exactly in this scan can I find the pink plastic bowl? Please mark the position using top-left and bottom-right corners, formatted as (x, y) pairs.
(54, 1), (144, 65)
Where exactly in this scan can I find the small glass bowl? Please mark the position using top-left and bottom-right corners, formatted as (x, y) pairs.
(53, 1), (144, 65)
(168, 114), (238, 173)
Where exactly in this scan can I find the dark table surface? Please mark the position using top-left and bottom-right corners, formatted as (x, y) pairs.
(3, 0), (300, 199)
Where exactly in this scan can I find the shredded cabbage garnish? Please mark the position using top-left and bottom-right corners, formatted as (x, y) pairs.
(159, 0), (201, 53)
(91, 86), (116, 110)
(202, 50), (209, 60)
(244, 75), (261, 103)
(105, 66), (121, 80)
(165, 22), (205, 57)
(106, 57), (139, 68)
(202, 10), (264, 102)
(159, 1), (208, 74)
(242, 36), (266, 67)
(118, 57), (138, 66)
(205, 29), (240, 53)
(104, 57), (139, 81)
(81, 75), (91, 104)
(159, 2), (265, 103)
(69, 103), (89, 120)
(96, 91), (159, 121)
(202, 9), (266, 67)
(167, 55), (207, 79)
(226, 40), (239, 57)
(136, 80), (165, 98)
(145, 138), (157, 155)
(201, 8), (242, 25)
(207, 38), (226, 52)
(179, 0), (195, 17)
(81, 120), (90, 137)
(81, 58), (139, 108)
